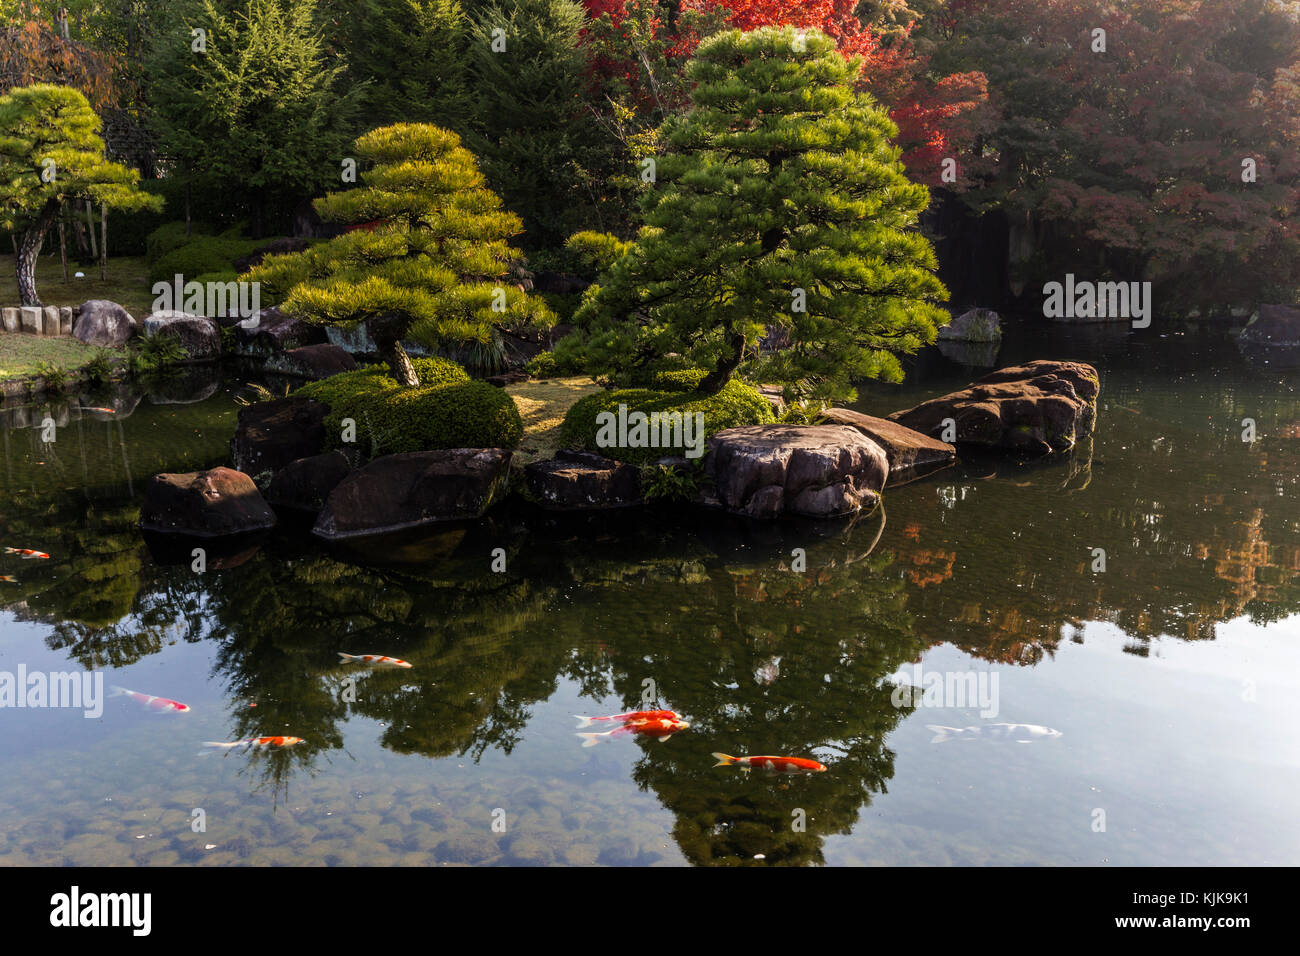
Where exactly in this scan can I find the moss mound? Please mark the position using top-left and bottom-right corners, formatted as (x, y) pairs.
(559, 377), (775, 464)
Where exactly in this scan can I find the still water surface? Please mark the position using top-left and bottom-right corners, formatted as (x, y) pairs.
(1, 323), (1297, 866)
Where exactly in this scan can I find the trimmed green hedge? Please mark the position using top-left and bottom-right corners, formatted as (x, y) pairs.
(148, 235), (265, 285)
(145, 221), (213, 265)
(610, 357), (706, 391)
(292, 357), (523, 454)
(559, 377), (775, 464)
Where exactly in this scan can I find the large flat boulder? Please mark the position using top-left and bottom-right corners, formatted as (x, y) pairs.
(524, 450), (642, 510)
(818, 408), (955, 484)
(888, 360), (1099, 455)
(139, 466), (277, 537)
(264, 344), (358, 380)
(314, 449), (513, 540)
(266, 451), (353, 514)
(144, 311), (221, 362)
(702, 424), (888, 519)
(72, 300), (137, 347)
(230, 396), (329, 477)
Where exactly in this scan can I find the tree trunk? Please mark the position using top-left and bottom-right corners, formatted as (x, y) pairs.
(58, 214), (68, 283)
(367, 312), (420, 386)
(84, 200), (98, 259)
(696, 329), (747, 396)
(16, 199), (60, 306)
(100, 203), (107, 280)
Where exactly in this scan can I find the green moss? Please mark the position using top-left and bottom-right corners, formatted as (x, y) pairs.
(559, 378), (775, 464)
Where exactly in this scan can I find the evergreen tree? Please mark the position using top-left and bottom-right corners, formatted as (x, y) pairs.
(573, 27), (948, 400)
(245, 123), (553, 386)
(0, 83), (162, 305)
(146, 0), (360, 235)
(465, 0), (595, 247)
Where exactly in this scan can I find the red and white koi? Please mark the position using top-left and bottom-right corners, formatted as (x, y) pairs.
(110, 685), (190, 713)
(338, 653), (412, 668)
(4, 548), (49, 559)
(200, 736), (304, 753)
(574, 709), (681, 728)
(712, 753), (827, 773)
(577, 717), (690, 747)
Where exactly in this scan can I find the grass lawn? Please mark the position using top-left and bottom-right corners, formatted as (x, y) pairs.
(505, 375), (603, 466)
(0, 331), (112, 381)
(0, 252), (154, 318)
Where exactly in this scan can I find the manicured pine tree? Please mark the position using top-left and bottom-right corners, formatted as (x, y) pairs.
(245, 123), (553, 386)
(573, 26), (949, 400)
(0, 83), (162, 305)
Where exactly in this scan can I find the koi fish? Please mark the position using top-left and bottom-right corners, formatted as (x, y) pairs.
(110, 686), (190, 713)
(81, 406), (115, 414)
(4, 548), (49, 559)
(0, 575), (15, 583)
(926, 723), (1062, 743)
(577, 717), (690, 747)
(712, 753), (827, 773)
(574, 710), (681, 728)
(199, 736), (304, 753)
(337, 653), (412, 668)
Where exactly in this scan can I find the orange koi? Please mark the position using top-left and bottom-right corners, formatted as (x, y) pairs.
(0, 575), (15, 583)
(110, 686), (190, 713)
(81, 406), (115, 414)
(574, 710), (681, 728)
(4, 548), (49, 559)
(577, 717), (689, 747)
(712, 753), (827, 773)
(200, 736), (304, 752)
(337, 653), (412, 668)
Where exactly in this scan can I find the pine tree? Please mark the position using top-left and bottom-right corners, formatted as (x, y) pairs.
(245, 123), (553, 386)
(0, 83), (162, 305)
(573, 26), (949, 400)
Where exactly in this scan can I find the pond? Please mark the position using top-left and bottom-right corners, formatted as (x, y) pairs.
(1, 321), (1298, 866)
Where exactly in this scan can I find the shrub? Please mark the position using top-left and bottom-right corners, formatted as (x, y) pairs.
(612, 361), (707, 391)
(525, 351), (558, 379)
(82, 348), (115, 386)
(294, 356), (474, 444)
(559, 378), (775, 464)
(357, 380), (523, 455)
(565, 230), (633, 273)
(148, 236), (265, 285)
(35, 361), (67, 391)
(127, 335), (189, 374)
(145, 220), (213, 265)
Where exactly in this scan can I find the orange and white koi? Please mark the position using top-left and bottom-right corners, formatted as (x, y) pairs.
(4, 548), (49, 559)
(200, 736), (304, 752)
(81, 406), (115, 414)
(712, 753), (827, 773)
(574, 710), (681, 728)
(577, 717), (689, 747)
(0, 575), (15, 583)
(337, 653), (412, 668)
(110, 685), (190, 713)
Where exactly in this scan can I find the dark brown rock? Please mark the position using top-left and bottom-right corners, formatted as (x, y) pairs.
(139, 466), (276, 537)
(703, 424), (888, 519)
(266, 451), (353, 514)
(264, 344), (359, 380)
(72, 300), (137, 347)
(313, 449), (513, 540)
(524, 450), (641, 510)
(888, 360), (1100, 455)
(819, 408), (956, 484)
(144, 311), (222, 362)
(233, 307), (327, 356)
(230, 396), (329, 477)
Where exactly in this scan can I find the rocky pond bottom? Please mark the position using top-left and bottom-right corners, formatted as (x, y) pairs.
(1, 324), (1298, 866)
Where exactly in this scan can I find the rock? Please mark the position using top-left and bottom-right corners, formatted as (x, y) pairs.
(937, 339), (1000, 368)
(20, 306), (40, 334)
(139, 466), (277, 537)
(59, 306), (73, 335)
(144, 312), (222, 362)
(314, 449), (513, 540)
(1, 307), (17, 332)
(264, 344), (358, 380)
(266, 451), (353, 514)
(938, 307), (1001, 342)
(1239, 304), (1300, 348)
(233, 307), (327, 356)
(818, 408), (956, 484)
(702, 424), (888, 519)
(524, 450), (642, 510)
(230, 396), (329, 477)
(486, 370), (530, 387)
(324, 323), (376, 355)
(146, 364), (221, 405)
(73, 300), (137, 346)
(888, 360), (1099, 455)
(42, 306), (60, 335)
(755, 385), (786, 415)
